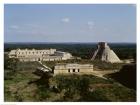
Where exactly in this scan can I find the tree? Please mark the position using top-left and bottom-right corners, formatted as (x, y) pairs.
(4, 54), (19, 71)
(4, 54), (19, 80)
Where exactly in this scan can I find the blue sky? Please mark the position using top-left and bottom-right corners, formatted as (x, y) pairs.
(4, 4), (136, 43)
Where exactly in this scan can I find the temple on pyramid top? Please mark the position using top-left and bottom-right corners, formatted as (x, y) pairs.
(91, 42), (122, 63)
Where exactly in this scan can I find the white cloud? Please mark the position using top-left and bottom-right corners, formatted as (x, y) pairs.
(61, 17), (70, 23)
(10, 25), (19, 29)
(87, 21), (95, 30)
(87, 21), (94, 26)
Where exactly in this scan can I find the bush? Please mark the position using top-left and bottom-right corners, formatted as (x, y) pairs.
(35, 85), (50, 101)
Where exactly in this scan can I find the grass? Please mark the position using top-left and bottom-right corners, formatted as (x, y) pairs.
(4, 61), (136, 102)
(51, 74), (136, 102)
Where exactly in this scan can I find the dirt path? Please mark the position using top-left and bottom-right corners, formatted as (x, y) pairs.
(37, 61), (52, 71)
(92, 70), (119, 79)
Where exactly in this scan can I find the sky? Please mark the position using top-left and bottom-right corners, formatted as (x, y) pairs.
(4, 4), (136, 43)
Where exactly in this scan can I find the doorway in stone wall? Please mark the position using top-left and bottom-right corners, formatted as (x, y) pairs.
(73, 69), (75, 72)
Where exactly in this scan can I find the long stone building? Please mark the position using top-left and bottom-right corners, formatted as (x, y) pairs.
(8, 48), (72, 61)
(54, 63), (94, 75)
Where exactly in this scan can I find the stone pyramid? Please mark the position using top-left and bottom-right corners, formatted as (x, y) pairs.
(91, 42), (121, 63)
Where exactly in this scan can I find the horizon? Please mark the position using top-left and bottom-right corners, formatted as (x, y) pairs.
(4, 41), (136, 44)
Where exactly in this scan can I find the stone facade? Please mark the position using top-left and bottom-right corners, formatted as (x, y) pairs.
(91, 42), (121, 63)
(8, 48), (72, 62)
(54, 63), (93, 75)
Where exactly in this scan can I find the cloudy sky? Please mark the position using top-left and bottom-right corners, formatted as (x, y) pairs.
(4, 4), (136, 43)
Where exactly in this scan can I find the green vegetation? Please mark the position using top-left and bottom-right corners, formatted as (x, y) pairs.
(105, 64), (136, 90)
(4, 58), (136, 101)
(4, 43), (136, 102)
(4, 54), (19, 80)
(4, 69), (136, 101)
